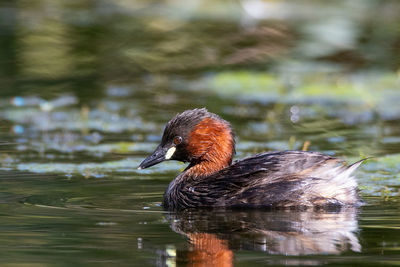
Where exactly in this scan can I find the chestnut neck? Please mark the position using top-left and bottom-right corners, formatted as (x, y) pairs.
(184, 117), (235, 177)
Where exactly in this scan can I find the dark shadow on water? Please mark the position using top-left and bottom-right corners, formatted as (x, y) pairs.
(164, 208), (360, 266)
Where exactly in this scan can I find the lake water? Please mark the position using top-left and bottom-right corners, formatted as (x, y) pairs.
(1, 0), (400, 266)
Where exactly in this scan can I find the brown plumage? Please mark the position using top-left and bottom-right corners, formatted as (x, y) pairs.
(138, 108), (365, 210)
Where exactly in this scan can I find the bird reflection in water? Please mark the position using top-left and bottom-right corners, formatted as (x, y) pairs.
(161, 208), (360, 266)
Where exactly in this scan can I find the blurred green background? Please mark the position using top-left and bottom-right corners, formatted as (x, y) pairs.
(0, 0), (400, 266)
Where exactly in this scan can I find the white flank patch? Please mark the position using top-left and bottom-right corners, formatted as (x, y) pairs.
(165, 147), (176, 160)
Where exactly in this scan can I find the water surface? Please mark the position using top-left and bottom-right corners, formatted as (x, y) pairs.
(1, 0), (400, 266)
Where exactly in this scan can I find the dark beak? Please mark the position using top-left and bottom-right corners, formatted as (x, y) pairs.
(138, 145), (168, 169)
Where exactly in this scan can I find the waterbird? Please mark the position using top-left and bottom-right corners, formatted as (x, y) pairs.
(138, 108), (365, 210)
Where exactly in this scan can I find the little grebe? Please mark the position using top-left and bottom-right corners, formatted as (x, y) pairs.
(138, 108), (364, 210)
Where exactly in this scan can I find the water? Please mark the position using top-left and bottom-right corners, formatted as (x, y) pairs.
(1, 0), (400, 266)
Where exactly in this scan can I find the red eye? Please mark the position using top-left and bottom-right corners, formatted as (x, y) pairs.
(173, 136), (182, 145)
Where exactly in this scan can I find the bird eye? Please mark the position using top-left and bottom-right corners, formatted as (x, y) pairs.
(173, 136), (182, 145)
